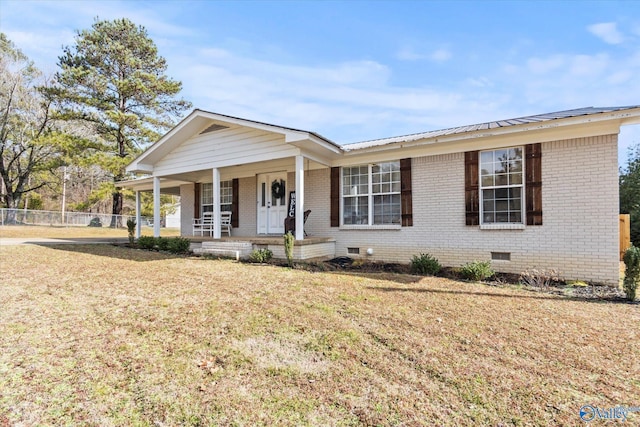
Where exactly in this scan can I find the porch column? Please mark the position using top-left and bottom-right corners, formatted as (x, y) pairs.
(212, 168), (221, 239)
(153, 176), (161, 237)
(135, 190), (142, 238)
(295, 155), (305, 241)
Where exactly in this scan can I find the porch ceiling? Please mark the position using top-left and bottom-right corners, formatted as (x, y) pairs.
(119, 156), (329, 192)
(117, 177), (184, 194)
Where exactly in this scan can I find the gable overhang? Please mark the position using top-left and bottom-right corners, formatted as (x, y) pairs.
(336, 106), (640, 165)
(125, 109), (342, 174)
(117, 176), (189, 194)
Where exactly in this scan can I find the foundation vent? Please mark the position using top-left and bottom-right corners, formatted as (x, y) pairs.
(491, 252), (511, 261)
(200, 123), (229, 134)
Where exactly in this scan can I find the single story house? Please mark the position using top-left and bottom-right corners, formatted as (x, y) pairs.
(120, 106), (640, 285)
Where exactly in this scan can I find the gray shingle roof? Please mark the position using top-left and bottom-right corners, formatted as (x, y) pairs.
(342, 106), (640, 151)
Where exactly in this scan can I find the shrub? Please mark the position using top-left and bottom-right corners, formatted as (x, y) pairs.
(126, 218), (136, 244)
(283, 232), (295, 267)
(410, 253), (441, 275)
(519, 268), (562, 288)
(88, 217), (102, 227)
(623, 245), (640, 301)
(137, 235), (156, 250)
(167, 237), (191, 254)
(460, 260), (494, 281)
(156, 237), (170, 251)
(249, 248), (273, 263)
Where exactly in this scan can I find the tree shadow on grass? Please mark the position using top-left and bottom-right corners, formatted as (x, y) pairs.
(40, 243), (188, 262)
(368, 285), (635, 305)
(324, 270), (423, 285)
(293, 260), (423, 285)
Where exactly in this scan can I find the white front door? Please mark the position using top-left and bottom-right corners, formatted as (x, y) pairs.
(257, 172), (288, 234)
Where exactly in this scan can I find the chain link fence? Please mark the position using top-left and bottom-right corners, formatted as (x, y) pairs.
(0, 208), (154, 228)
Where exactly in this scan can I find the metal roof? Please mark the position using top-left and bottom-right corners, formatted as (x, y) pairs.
(342, 106), (640, 151)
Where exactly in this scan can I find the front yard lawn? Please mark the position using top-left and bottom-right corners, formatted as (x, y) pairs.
(0, 225), (180, 239)
(1, 244), (638, 426)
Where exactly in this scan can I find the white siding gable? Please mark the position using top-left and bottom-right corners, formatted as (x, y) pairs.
(154, 125), (300, 176)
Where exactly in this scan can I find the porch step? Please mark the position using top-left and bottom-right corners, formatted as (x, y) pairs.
(191, 238), (336, 261)
(192, 241), (253, 260)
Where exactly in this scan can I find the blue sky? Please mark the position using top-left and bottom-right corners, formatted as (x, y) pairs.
(2, 0), (639, 165)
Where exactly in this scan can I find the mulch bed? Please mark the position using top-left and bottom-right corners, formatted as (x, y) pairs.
(312, 257), (633, 303)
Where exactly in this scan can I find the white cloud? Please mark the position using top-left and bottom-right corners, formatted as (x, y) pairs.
(3, 0), (194, 72)
(607, 70), (632, 85)
(169, 47), (473, 142)
(396, 46), (452, 63)
(169, 33), (640, 144)
(429, 48), (452, 63)
(515, 49), (640, 112)
(588, 22), (624, 44)
(527, 55), (565, 74)
(465, 77), (493, 88)
(568, 53), (609, 77)
(4, 29), (76, 73)
(396, 47), (425, 61)
(3, 0), (638, 149)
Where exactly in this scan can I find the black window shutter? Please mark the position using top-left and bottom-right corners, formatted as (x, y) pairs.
(330, 167), (340, 227)
(194, 183), (201, 219)
(231, 178), (239, 228)
(525, 143), (543, 225)
(464, 151), (480, 225)
(400, 158), (413, 226)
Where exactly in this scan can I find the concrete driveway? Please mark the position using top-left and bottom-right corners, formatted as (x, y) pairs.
(0, 237), (129, 246)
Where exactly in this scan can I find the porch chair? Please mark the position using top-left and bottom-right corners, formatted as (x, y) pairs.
(193, 211), (232, 237)
(193, 211), (214, 236)
(284, 209), (311, 236)
(220, 211), (232, 236)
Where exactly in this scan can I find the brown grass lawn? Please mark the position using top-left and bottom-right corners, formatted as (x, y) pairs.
(0, 225), (180, 239)
(1, 245), (638, 426)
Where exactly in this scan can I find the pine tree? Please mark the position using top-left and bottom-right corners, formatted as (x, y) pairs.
(45, 18), (191, 226)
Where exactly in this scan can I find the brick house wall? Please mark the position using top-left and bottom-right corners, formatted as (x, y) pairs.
(303, 134), (619, 285)
(179, 134), (619, 285)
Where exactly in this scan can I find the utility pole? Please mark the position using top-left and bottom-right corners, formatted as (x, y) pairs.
(61, 166), (68, 225)
(24, 175), (30, 214)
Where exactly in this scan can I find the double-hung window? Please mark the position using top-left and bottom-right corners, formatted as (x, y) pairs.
(201, 180), (233, 213)
(342, 161), (401, 226)
(480, 147), (524, 224)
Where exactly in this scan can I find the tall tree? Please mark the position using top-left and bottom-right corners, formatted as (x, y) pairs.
(0, 33), (66, 214)
(45, 18), (191, 225)
(620, 143), (640, 246)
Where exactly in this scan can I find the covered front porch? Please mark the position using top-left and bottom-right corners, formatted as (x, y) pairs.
(120, 155), (331, 241)
(119, 109), (342, 248)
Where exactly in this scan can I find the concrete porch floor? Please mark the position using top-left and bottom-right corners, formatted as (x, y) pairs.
(187, 235), (336, 260)
(186, 235), (334, 246)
